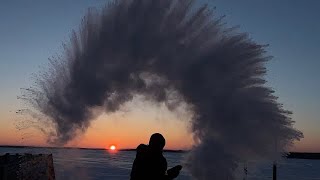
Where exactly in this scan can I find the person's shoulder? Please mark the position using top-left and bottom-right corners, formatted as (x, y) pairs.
(137, 143), (147, 149)
(136, 144), (148, 153)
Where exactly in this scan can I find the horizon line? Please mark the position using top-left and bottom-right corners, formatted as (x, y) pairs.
(0, 145), (318, 154)
(0, 145), (188, 152)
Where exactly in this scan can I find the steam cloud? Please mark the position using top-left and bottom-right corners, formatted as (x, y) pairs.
(20, 0), (303, 179)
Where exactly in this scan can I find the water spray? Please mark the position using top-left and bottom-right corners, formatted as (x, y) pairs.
(19, 0), (303, 179)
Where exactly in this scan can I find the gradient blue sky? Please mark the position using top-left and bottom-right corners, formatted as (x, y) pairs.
(0, 0), (319, 151)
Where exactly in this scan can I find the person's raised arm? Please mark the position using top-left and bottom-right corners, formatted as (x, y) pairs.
(166, 165), (183, 180)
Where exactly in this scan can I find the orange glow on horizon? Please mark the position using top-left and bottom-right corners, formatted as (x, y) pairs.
(1, 99), (319, 153)
(110, 145), (116, 150)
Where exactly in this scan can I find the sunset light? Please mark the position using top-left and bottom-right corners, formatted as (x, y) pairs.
(110, 145), (116, 151)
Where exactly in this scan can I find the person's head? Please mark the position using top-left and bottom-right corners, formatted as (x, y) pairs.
(149, 133), (166, 151)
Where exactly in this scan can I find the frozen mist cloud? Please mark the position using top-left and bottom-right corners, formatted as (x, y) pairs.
(20, 0), (303, 179)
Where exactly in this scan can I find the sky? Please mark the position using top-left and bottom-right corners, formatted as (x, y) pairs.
(0, 0), (319, 152)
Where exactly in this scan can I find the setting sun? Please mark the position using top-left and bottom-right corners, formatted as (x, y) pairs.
(110, 145), (116, 151)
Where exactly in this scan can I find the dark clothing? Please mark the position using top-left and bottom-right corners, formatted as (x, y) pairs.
(130, 144), (171, 180)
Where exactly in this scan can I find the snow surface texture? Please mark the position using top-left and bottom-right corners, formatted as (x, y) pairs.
(20, 0), (302, 179)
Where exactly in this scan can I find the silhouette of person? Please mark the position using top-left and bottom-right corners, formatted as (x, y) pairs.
(130, 133), (182, 180)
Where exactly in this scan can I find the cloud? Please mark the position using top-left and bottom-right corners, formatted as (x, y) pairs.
(21, 0), (303, 179)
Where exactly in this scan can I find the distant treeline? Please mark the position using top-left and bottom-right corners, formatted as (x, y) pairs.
(0, 145), (186, 153)
(286, 152), (320, 160)
(1, 146), (319, 159)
